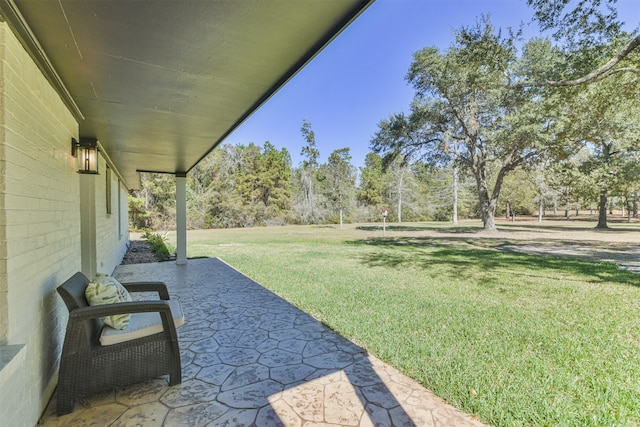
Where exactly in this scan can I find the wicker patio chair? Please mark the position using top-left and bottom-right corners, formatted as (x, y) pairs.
(55, 272), (182, 415)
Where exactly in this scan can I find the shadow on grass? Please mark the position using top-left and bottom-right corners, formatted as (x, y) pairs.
(497, 223), (640, 233)
(357, 222), (640, 234)
(356, 224), (482, 233)
(348, 237), (640, 287)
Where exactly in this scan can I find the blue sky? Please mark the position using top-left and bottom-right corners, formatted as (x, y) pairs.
(225, 0), (639, 169)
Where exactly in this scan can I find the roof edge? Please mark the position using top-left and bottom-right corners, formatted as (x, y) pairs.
(0, 0), (84, 123)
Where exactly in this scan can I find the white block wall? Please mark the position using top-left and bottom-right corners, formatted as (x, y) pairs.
(95, 161), (130, 275)
(0, 21), (80, 427)
(0, 21), (129, 426)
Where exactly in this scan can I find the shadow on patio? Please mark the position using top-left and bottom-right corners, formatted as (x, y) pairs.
(40, 258), (485, 426)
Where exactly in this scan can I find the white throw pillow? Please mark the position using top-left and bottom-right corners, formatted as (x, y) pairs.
(85, 274), (132, 330)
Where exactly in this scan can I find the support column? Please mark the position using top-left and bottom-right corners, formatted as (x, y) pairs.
(175, 173), (187, 265)
(80, 174), (97, 278)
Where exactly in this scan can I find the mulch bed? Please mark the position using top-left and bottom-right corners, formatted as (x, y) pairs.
(120, 240), (164, 264)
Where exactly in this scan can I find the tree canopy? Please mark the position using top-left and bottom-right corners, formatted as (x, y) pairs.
(373, 19), (567, 230)
(518, 0), (640, 87)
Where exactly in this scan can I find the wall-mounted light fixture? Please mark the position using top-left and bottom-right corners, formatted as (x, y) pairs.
(71, 137), (99, 174)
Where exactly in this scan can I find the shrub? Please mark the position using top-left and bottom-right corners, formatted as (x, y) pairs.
(141, 229), (172, 260)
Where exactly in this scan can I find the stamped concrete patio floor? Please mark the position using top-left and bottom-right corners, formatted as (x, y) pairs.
(41, 258), (485, 426)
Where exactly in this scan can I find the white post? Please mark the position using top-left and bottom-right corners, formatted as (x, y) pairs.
(382, 208), (387, 236)
(175, 174), (187, 265)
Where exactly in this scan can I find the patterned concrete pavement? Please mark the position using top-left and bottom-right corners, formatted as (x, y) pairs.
(40, 258), (486, 426)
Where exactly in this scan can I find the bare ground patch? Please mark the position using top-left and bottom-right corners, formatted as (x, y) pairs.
(365, 219), (640, 273)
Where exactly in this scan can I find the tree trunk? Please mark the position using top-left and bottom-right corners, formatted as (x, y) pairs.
(478, 185), (498, 231)
(484, 207), (496, 231)
(505, 202), (510, 219)
(452, 164), (459, 225)
(397, 170), (403, 223)
(475, 169), (498, 232)
(452, 139), (459, 225)
(538, 197), (543, 223)
(300, 168), (316, 224)
(634, 194), (638, 218)
(596, 190), (609, 229)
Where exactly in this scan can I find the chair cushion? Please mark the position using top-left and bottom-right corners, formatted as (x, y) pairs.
(100, 298), (185, 346)
(85, 274), (133, 329)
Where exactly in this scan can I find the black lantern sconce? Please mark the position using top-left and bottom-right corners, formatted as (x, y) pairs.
(71, 137), (99, 174)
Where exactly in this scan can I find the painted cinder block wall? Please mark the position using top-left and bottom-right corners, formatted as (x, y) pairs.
(0, 20), (130, 426)
(95, 162), (130, 276)
(0, 21), (79, 427)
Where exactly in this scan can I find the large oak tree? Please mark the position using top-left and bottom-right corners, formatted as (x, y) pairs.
(372, 20), (566, 231)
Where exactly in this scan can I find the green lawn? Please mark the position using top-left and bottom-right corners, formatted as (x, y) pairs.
(180, 221), (640, 427)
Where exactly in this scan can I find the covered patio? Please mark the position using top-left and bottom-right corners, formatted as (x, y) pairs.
(0, 2), (489, 425)
(40, 258), (485, 426)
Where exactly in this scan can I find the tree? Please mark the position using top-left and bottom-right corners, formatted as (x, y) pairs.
(133, 172), (176, 230)
(187, 142), (293, 228)
(521, 0), (640, 87)
(253, 142), (292, 222)
(128, 195), (151, 230)
(617, 152), (640, 221)
(188, 150), (217, 229)
(450, 136), (460, 224)
(295, 119), (323, 223)
(373, 19), (565, 231)
(357, 153), (386, 209)
(300, 119), (320, 168)
(559, 73), (640, 228)
(384, 156), (413, 223)
(206, 144), (253, 228)
(499, 169), (537, 219)
(320, 148), (357, 226)
(530, 161), (552, 222)
(546, 148), (599, 218)
(417, 161), (476, 222)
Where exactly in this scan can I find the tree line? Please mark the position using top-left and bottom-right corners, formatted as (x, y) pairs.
(129, 120), (471, 229)
(130, 0), (640, 231)
(128, 125), (639, 230)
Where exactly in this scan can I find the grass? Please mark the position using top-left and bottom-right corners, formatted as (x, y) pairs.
(178, 221), (640, 426)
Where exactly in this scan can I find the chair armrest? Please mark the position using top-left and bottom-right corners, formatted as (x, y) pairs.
(121, 282), (170, 300)
(69, 300), (172, 322)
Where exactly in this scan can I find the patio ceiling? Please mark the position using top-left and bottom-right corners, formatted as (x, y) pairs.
(1, 0), (373, 188)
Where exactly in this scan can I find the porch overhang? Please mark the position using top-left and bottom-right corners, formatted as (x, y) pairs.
(0, 0), (373, 188)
